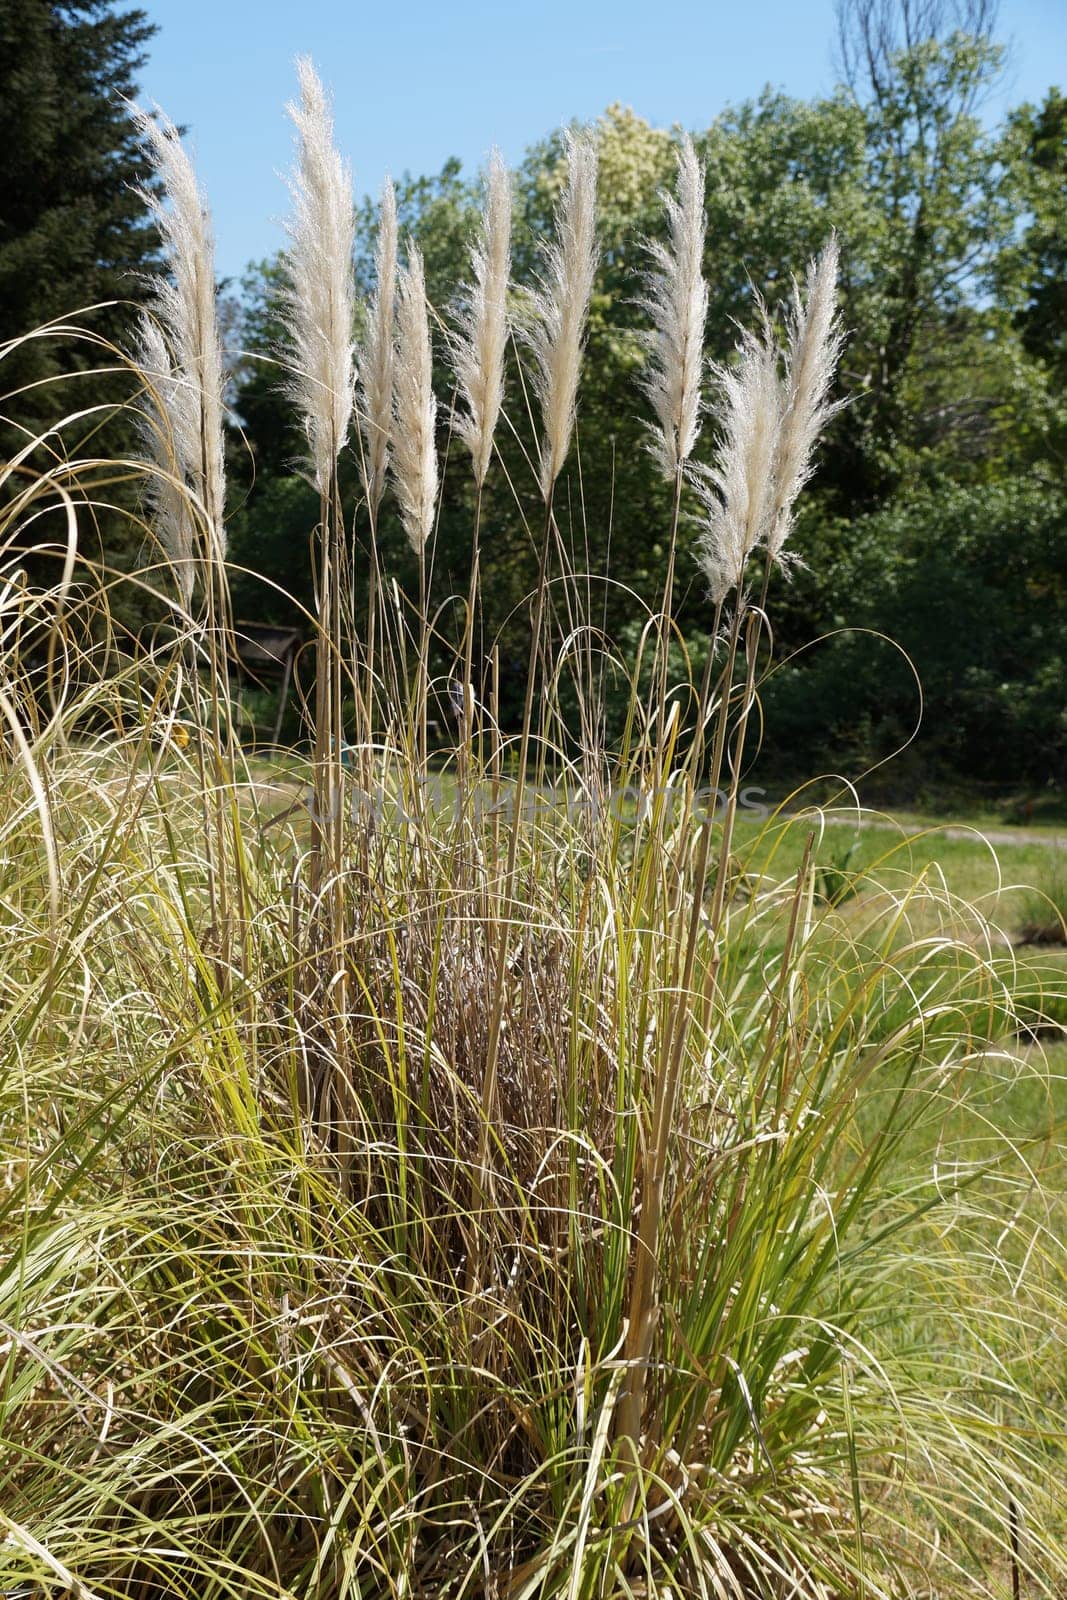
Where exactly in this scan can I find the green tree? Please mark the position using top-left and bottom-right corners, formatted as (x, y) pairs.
(1011, 88), (1067, 378)
(994, 88), (1067, 466)
(762, 479), (1067, 787)
(226, 20), (1061, 774)
(0, 0), (158, 457)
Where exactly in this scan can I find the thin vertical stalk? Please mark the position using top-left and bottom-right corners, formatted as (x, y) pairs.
(650, 465), (685, 785)
(704, 561), (772, 941)
(417, 542), (428, 796)
(456, 482), (485, 815)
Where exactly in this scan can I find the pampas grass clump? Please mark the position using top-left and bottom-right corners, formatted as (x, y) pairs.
(0, 64), (1062, 1600)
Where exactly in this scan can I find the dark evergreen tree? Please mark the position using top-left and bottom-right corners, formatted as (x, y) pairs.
(0, 0), (157, 457)
(1012, 89), (1067, 383)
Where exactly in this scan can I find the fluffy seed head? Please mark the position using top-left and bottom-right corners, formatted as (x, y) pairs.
(525, 128), (598, 499)
(281, 58), (356, 493)
(766, 235), (844, 561)
(359, 178), (397, 520)
(449, 149), (512, 488)
(135, 317), (196, 608)
(133, 104), (226, 582)
(692, 314), (783, 604)
(392, 245), (438, 554)
(637, 135), (709, 479)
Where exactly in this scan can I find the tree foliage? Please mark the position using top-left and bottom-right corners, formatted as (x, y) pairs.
(0, 0), (158, 456)
(4, 0), (1059, 786)
(220, 23), (1065, 783)
(763, 479), (1067, 786)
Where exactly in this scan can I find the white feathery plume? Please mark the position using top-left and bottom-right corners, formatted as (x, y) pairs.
(765, 234), (844, 563)
(359, 178), (397, 519)
(449, 148), (512, 488)
(281, 57), (356, 494)
(525, 128), (598, 498)
(133, 104), (226, 575)
(637, 135), (708, 479)
(136, 317), (196, 608)
(392, 245), (438, 553)
(691, 314), (783, 604)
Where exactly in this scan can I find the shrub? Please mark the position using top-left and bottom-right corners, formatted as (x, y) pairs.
(760, 478), (1067, 787)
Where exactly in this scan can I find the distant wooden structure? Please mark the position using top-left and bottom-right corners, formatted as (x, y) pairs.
(232, 623), (302, 745)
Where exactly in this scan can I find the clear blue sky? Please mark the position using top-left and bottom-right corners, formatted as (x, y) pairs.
(137, 0), (1066, 284)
